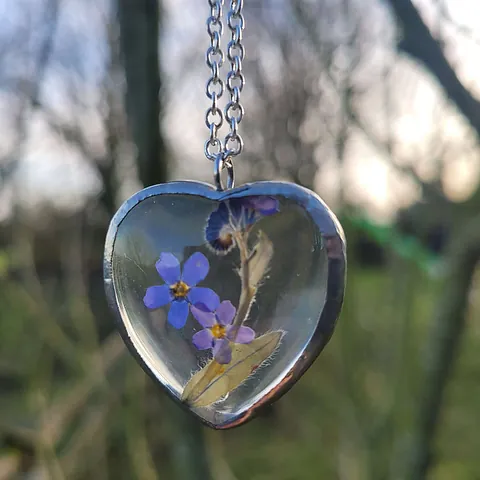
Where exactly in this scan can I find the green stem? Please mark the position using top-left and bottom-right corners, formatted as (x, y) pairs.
(164, 399), (212, 480)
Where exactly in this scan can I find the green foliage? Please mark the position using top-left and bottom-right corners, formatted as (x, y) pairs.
(0, 244), (479, 479)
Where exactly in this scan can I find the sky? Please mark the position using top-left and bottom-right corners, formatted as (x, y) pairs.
(1, 0), (480, 223)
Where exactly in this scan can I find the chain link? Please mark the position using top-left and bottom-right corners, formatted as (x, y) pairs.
(205, 0), (245, 187)
(205, 0), (225, 160)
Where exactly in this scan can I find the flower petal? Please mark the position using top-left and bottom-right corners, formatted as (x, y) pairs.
(213, 338), (232, 364)
(227, 325), (255, 344)
(228, 199), (248, 226)
(155, 253), (181, 285)
(188, 287), (220, 311)
(143, 285), (172, 309)
(167, 300), (189, 329)
(192, 329), (214, 350)
(247, 196), (279, 216)
(191, 303), (216, 327)
(215, 300), (236, 325)
(205, 204), (235, 254)
(181, 252), (209, 286)
(206, 203), (230, 236)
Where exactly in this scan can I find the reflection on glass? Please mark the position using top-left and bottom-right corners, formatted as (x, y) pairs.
(112, 194), (328, 425)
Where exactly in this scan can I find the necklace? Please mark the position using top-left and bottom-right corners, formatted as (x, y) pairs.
(104, 0), (346, 430)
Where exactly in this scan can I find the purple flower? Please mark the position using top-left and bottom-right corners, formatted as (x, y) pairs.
(191, 300), (255, 364)
(143, 252), (219, 329)
(205, 196), (279, 254)
(242, 196), (279, 216)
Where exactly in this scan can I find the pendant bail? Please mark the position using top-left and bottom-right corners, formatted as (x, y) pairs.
(214, 152), (235, 191)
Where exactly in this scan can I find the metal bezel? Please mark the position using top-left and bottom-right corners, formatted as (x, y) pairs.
(103, 180), (346, 429)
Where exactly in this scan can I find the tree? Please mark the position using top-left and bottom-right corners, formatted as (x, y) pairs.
(117, 0), (167, 188)
(383, 1), (480, 478)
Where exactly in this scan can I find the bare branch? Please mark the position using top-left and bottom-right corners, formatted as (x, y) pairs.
(1, 0), (61, 182)
(385, 0), (480, 139)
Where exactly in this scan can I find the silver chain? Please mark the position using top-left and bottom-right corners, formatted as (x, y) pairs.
(205, 0), (245, 189)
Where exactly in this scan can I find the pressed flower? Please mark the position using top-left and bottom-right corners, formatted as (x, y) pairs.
(191, 300), (255, 364)
(205, 196), (279, 254)
(143, 252), (219, 329)
(204, 203), (236, 254)
(241, 196), (279, 216)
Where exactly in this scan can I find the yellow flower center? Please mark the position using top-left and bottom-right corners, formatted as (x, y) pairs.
(211, 324), (226, 339)
(170, 281), (190, 299)
(218, 226), (234, 248)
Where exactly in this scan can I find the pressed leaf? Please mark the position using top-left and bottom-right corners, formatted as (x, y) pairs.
(182, 331), (283, 407)
(181, 360), (225, 404)
(248, 231), (274, 289)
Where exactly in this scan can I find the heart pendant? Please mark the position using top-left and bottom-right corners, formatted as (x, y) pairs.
(104, 181), (346, 429)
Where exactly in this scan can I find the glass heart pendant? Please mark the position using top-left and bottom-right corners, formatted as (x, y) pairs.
(104, 181), (346, 429)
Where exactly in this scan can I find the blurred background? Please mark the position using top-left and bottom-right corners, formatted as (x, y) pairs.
(0, 0), (479, 478)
